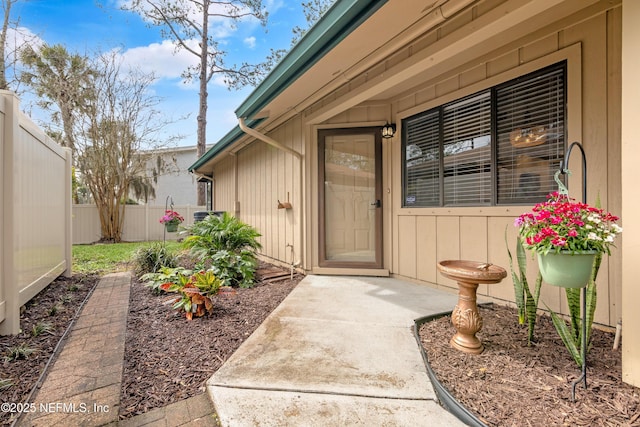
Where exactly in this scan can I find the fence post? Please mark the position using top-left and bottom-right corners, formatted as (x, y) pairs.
(145, 203), (150, 241)
(64, 148), (72, 277)
(0, 92), (20, 335)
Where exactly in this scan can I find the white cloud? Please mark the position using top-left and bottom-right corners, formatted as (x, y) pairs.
(118, 39), (199, 81)
(6, 26), (42, 61)
(243, 36), (256, 49)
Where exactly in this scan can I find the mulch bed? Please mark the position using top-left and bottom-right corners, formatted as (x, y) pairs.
(118, 263), (302, 419)
(0, 274), (98, 426)
(5, 270), (640, 426)
(419, 304), (640, 426)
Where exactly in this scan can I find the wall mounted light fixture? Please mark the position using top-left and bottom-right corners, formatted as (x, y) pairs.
(381, 122), (396, 139)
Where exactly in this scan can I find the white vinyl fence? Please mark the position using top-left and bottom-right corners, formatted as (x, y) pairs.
(72, 204), (207, 244)
(0, 91), (73, 335)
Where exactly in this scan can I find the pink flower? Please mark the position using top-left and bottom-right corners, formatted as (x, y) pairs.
(515, 192), (621, 254)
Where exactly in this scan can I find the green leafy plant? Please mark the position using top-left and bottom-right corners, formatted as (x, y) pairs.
(210, 249), (258, 288)
(58, 294), (73, 304)
(48, 303), (61, 316)
(0, 378), (13, 390)
(140, 266), (192, 295)
(183, 212), (262, 287)
(31, 321), (54, 337)
(134, 242), (178, 277)
(506, 230), (542, 345)
(5, 344), (35, 362)
(159, 270), (223, 320)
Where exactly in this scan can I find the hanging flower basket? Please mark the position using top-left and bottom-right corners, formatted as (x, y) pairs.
(164, 222), (178, 232)
(159, 210), (184, 233)
(537, 250), (597, 288)
(515, 191), (622, 288)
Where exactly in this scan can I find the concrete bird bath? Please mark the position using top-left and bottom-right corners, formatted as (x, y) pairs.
(437, 260), (507, 354)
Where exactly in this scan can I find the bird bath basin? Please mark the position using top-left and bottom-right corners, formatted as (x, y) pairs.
(437, 260), (507, 354)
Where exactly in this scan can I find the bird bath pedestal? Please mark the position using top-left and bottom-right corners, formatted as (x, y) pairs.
(437, 260), (507, 354)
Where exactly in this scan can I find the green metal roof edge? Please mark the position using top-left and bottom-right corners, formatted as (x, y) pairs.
(190, 0), (387, 172)
(188, 118), (264, 172)
(235, 0), (388, 119)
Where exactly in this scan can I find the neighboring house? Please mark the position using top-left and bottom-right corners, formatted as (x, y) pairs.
(141, 145), (210, 207)
(190, 0), (640, 386)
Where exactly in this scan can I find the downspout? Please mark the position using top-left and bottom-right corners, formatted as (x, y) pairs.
(238, 117), (303, 269)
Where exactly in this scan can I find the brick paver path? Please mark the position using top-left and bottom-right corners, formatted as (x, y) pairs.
(18, 272), (217, 427)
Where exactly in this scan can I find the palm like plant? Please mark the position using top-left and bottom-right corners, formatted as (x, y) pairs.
(184, 212), (261, 255)
(183, 212), (262, 288)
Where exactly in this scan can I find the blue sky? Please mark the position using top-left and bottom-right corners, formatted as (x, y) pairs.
(11, 0), (308, 147)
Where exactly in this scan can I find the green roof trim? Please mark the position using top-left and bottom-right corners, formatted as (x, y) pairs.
(235, 0), (387, 120)
(189, 0), (387, 172)
(188, 118), (264, 172)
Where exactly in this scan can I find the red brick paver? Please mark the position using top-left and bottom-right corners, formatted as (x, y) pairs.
(18, 272), (217, 427)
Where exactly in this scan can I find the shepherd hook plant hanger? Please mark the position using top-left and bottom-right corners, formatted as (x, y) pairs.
(163, 195), (174, 244)
(558, 141), (588, 402)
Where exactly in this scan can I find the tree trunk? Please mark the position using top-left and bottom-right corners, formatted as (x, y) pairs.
(196, 0), (210, 206)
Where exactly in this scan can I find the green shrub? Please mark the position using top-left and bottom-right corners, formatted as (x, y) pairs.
(144, 269), (223, 320)
(133, 242), (178, 276)
(140, 266), (192, 295)
(182, 213), (261, 287)
(211, 249), (258, 288)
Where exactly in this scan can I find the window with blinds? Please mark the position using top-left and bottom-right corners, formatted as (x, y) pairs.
(401, 62), (565, 207)
(443, 92), (492, 205)
(496, 65), (565, 204)
(403, 110), (440, 206)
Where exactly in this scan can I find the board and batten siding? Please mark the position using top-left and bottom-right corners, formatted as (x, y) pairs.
(212, 157), (236, 214)
(389, 4), (622, 327)
(212, 116), (304, 265)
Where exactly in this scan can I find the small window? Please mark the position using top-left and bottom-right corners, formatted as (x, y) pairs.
(402, 62), (565, 207)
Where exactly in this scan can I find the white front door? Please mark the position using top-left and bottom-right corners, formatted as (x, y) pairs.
(319, 128), (382, 268)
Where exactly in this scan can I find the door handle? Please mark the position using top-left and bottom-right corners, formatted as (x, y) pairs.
(371, 200), (381, 208)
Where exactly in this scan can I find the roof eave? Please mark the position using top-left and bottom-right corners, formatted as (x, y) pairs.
(189, 0), (387, 173)
(235, 0), (387, 121)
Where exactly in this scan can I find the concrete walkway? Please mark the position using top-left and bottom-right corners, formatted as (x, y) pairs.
(207, 275), (465, 426)
(18, 273), (466, 426)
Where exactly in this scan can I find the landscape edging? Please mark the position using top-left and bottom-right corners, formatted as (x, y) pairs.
(413, 311), (489, 427)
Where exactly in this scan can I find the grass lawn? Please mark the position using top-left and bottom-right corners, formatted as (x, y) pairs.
(72, 241), (182, 274)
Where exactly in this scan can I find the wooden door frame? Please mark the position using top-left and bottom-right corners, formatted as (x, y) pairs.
(317, 127), (383, 269)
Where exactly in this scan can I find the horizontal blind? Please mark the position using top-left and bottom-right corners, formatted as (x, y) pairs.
(442, 91), (492, 206)
(496, 64), (565, 204)
(403, 110), (440, 206)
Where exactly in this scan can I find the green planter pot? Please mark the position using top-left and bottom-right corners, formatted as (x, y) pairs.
(537, 251), (598, 288)
(165, 223), (178, 232)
